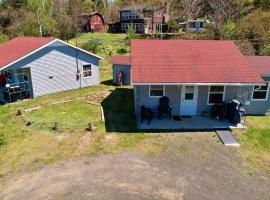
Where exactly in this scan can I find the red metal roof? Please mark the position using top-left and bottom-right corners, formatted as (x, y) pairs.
(131, 40), (263, 84)
(110, 55), (131, 65)
(0, 37), (54, 69)
(246, 56), (270, 75)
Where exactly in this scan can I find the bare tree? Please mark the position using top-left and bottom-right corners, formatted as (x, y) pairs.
(208, 0), (238, 38)
(171, 0), (203, 21)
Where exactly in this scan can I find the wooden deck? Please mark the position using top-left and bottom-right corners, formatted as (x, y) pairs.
(139, 116), (245, 131)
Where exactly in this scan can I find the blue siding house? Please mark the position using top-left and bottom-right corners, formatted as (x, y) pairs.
(112, 40), (270, 130)
(0, 37), (103, 103)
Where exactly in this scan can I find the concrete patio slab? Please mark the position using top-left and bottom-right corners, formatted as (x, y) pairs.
(139, 116), (245, 131)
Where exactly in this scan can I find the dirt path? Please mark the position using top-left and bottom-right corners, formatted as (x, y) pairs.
(0, 134), (269, 200)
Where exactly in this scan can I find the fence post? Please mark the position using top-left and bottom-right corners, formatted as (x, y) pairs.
(53, 122), (60, 131)
(17, 110), (23, 116)
(88, 122), (93, 131)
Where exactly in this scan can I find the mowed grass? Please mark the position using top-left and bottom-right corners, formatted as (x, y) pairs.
(235, 116), (270, 171)
(0, 33), (163, 176)
(27, 101), (101, 131)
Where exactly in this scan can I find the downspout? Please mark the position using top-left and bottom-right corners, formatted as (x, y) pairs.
(75, 40), (82, 88)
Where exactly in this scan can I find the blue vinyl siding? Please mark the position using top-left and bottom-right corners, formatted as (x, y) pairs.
(112, 64), (131, 85)
(4, 41), (100, 97)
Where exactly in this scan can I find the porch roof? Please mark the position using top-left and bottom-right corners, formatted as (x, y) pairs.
(110, 56), (131, 65)
(131, 40), (264, 84)
(246, 56), (270, 76)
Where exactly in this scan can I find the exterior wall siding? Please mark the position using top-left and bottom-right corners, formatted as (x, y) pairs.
(133, 85), (181, 117)
(112, 64), (131, 85)
(134, 85), (250, 118)
(5, 41), (100, 98)
(245, 77), (270, 115)
(134, 83), (270, 120)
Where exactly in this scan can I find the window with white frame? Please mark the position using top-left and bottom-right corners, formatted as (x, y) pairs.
(83, 65), (92, 77)
(208, 86), (225, 104)
(149, 85), (164, 97)
(252, 83), (269, 100)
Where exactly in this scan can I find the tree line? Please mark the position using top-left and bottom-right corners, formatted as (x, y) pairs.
(0, 0), (270, 55)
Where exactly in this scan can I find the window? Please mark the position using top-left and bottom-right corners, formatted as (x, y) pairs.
(208, 86), (225, 104)
(185, 86), (194, 100)
(149, 85), (164, 97)
(83, 65), (92, 77)
(252, 83), (269, 101)
(23, 74), (29, 82)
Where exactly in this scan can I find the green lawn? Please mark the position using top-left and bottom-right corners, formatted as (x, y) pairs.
(0, 33), (269, 176)
(27, 101), (101, 131)
(235, 116), (270, 171)
(0, 33), (162, 176)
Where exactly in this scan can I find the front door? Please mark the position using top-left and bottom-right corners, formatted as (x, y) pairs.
(180, 85), (198, 116)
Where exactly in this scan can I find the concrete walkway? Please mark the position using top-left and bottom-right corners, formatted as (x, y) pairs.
(216, 130), (240, 147)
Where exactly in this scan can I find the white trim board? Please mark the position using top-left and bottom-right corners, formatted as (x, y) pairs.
(132, 82), (264, 86)
(207, 85), (226, 105)
(0, 38), (104, 71)
(251, 81), (270, 101)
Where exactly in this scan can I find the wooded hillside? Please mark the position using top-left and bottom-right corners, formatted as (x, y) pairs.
(0, 0), (270, 55)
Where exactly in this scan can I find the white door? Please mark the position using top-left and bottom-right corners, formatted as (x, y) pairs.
(180, 85), (198, 116)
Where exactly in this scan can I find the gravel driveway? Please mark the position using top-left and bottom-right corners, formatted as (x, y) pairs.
(0, 133), (269, 200)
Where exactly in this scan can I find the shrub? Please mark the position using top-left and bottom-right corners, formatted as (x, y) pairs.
(117, 48), (127, 55)
(222, 21), (237, 39)
(167, 19), (180, 33)
(0, 132), (6, 147)
(259, 43), (270, 55)
(0, 33), (8, 44)
(80, 40), (102, 54)
(126, 24), (136, 40)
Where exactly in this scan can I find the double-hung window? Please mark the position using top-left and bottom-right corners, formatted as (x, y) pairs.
(83, 65), (92, 78)
(252, 83), (269, 101)
(208, 86), (225, 104)
(149, 85), (164, 97)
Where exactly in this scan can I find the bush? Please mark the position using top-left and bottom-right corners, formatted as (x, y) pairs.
(259, 43), (270, 55)
(0, 132), (6, 147)
(80, 40), (102, 54)
(117, 48), (127, 55)
(222, 21), (237, 39)
(126, 24), (136, 40)
(0, 33), (8, 44)
(167, 19), (180, 33)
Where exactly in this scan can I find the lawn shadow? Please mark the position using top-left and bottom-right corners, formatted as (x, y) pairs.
(101, 79), (114, 86)
(101, 88), (140, 133)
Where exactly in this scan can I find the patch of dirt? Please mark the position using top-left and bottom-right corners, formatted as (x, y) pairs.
(0, 133), (269, 200)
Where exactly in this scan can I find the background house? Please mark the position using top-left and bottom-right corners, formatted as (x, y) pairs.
(109, 4), (169, 34)
(179, 19), (205, 33)
(0, 37), (103, 103)
(78, 12), (105, 33)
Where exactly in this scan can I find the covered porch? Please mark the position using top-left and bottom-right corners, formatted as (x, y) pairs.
(0, 68), (32, 103)
(134, 84), (254, 130)
(139, 116), (245, 130)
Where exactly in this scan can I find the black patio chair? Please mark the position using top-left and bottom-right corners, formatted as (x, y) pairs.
(140, 105), (154, 125)
(211, 101), (226, 121)
(158, 96), (172, 120)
